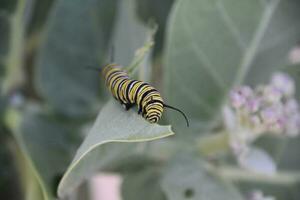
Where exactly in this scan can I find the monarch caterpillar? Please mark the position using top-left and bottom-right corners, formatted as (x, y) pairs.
(87, 63), (189, 127)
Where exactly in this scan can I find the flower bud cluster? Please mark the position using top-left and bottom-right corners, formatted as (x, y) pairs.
(229, 72), (299, 137)
(224, 72), (299, 174)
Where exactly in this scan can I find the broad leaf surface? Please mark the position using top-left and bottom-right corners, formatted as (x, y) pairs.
(122, 167), (166, 200)
(164, 0), (300, 133)
(136, 0), (174, 57)
(0, 138), (22, 200)
(161, 153), (244, 200)
(113, 0), (148, 67)
(35, 0), (117, 117)
(0, 0), (18, 63)
(6, 107), (78, 200)
(27, 0), (55, 35)
(278, 64), (300, 171)
(58, 100), (174, 197)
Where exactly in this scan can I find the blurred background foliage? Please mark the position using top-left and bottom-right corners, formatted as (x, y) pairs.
(0, 0), (300, 200)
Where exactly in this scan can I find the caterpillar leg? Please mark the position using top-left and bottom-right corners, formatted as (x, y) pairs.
(121, 103), (133, 111)
(138, 107), (142, 115)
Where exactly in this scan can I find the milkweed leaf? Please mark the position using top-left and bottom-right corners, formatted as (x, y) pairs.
(161, 153), (244, 200)
(164, 0), (300, 133)
(35, 0), (118, 117)
(58, 100), (174, 198)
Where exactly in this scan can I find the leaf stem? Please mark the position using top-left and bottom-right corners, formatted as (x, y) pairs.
(125, 25), (157, 75)
(8, 139), (43, 200)
(5, 108), (52, 200)
(211, 165), (300, 185)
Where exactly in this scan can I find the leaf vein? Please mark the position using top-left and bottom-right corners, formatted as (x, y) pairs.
(216, 0), (247, 50)
(176, 85), (217, 115)
(181, 15), (227, 90)
(234, 0), (281, 85)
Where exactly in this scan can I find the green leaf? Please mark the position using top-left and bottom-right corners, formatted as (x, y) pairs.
(122, 167), (166, 200)
(284, 64), (300, 98)
(26, 0), (55, 36)
(0, 12), (10, 64)
(161, 153), (244, 200)
(5, 107), (79, 200)
(100, 146), (159, 174)
(0, 139), (22, 200)
(35, 0), (118, 117)
(135, 0), (174, 57)
(113, 0), (149, 68)
(277, 137), (300, 171)
(164, 0), (300, 133)
(217, 166), (300, 200)
(58, 100), (174, 198)
(0, 0), (18, 61)
(278, 64), (300, 170)
(0, 0), (17, 13)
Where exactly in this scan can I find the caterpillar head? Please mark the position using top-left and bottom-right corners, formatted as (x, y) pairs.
(143, 97), (164, 123)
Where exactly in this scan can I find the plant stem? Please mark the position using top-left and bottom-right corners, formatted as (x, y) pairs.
(9, 139), (43, 200)
(210, 165), (300, 185)
(126, 26), (157, 75)
(197, 131), (230, 156)
(2, 0), (26, 94)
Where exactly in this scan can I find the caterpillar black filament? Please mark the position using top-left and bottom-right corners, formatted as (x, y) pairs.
(88, 64), (189, 126)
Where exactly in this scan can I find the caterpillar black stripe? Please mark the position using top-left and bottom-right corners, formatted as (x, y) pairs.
(88, 64), (189, 126)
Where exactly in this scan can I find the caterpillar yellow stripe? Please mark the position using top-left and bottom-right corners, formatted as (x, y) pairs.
(103, 64), (164, 123)
(87, 63), (189, 126)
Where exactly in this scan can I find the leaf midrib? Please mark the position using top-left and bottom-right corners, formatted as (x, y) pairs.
(234, 0), (281, 86)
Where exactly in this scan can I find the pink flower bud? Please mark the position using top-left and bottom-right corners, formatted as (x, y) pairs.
(230, 86), (254, 109)
(271, 72), (295, 97)
(263, 86), (282, 103)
